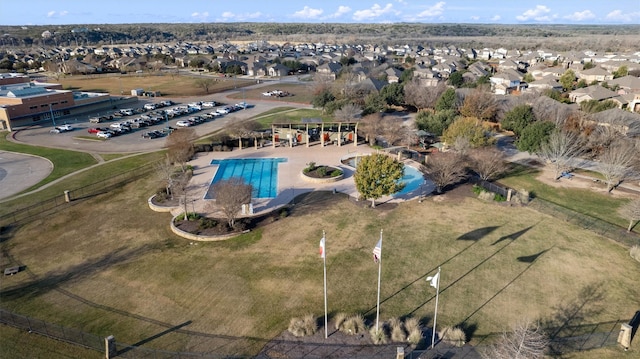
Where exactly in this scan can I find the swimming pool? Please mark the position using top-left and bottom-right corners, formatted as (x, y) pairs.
(342, 154), (428, 198)
(205, 158), (286, 199)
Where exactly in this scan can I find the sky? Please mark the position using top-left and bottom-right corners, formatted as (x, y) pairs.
(0, 0), (639, 26)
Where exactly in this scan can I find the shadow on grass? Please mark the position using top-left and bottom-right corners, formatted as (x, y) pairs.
(118, 320), (193, 356)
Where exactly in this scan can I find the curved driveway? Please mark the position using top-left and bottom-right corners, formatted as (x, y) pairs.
(0, 151), (53, 200)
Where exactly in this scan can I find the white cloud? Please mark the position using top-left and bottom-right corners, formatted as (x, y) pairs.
(470, 16), (479, 21)
(191, 11), (209, 21)
(490, 15), (501, 21)
(416, 1), (445, 18)
(60, 10), (68, 17)
(329, 5), (351, 18)
(516, 5), (551, 21)
(47, 11), (56, 18)
(292, 6), (323, 19)
(396, 0), (407, 4)
(605, 10), (640, 23)
(564, 10), (595, 21)
(46, 10), (69, 18)
(353, 3), (395, 21)
(220, 11), (263, 21)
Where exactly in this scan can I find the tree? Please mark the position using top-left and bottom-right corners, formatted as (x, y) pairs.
(597, 139), (638, 192)
(559, 69), (576, 91)
(211, 177), (253, 229)
(311, 89), (336, 114)
(481, 321), (549, 359)
(448, 71), (464, 88)
(459, 86), (498, 122)
(415, 109), (458, 136)
(522, 73), (535, 83)
(613, 65), (628, 79)
(502, 104), (536, 137)
(333, 103), (362, 122)
(583, 61), (596, 70)
(579, 99), (618, 113)
(154, 156), (178, 199)
(194, 78), (215, 94)
(469, 148), (506, 181)
(423, 152), (467, 193)
(166, 128), (197, 172)
(403, 80), (448, 111)
(442, 117), (495, 148)
(379, 82), (404, 107)
(363, 92), (386, 115)
(618, 199), (640, 232)
(358, 113), (385, 145)
(538, 130), (585, 180)
(516, 121), (556, 153)
(354, 153), (405, 207)
(172, 169), (193, 218)
(435, 88), (459, 112)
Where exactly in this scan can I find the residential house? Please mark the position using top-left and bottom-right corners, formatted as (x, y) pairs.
(576, 67), (614, 83)
(609, 75), (640, 95)
(385, 67), (403, 83)
(587, 108), (640, 138)
(268, 63), (290, 77)
(527, 78), (563, 92)
(490, 69), (522, 94)
(569, 85), (619, 104)
(316, 62), (342, 80)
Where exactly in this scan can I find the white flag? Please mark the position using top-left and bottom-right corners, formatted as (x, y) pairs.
(319, 236), (326, 259)
(427, 272), (439, 288)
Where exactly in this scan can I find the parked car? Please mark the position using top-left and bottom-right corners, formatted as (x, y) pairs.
(235, 102), (249, 109)
(96, 131), (112, 139)
(87, 127), (102, 134)
(216, 107), (230, 114)
(143, 103), (157, 110)
(202, 101), (216, 108)
(176, 120), (191, 127)
(120, 109), (134, 116)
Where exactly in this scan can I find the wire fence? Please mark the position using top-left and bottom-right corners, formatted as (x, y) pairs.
(0, 163), (156, 228)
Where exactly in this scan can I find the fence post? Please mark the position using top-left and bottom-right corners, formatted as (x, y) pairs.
(64, 190), (71, 203)
(507, 189), (512, 202)
(105, 335), (116, 359)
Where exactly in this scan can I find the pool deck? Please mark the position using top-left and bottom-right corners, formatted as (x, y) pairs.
(184, 143), (434, 218)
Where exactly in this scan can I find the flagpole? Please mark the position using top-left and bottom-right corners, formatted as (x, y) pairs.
(431, 266), (441, 349)
(375, 229), (382, 332)
(323, 230), (328, 339)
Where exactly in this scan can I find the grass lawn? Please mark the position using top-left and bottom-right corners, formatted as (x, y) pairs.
(0, 134), (97, 192)
(227, 83), (315, 104)
(0, 325), (102, 359)
(251, 108), (332, 128)
(55, 73), (254, 97)
(500, 164), (639, 234)
(1, 169), (638, 357)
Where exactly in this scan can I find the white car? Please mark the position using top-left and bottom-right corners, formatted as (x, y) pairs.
(216, 107), (230, 114)
(202, 101), (216, 108)
(57, 124), (73, 131)
(96, 131), (112, 139)
(176, 120), (191, 127)
(143, 103), (156, 110)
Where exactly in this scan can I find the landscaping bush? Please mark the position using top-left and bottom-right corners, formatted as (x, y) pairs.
(331, 169), (342, 177)
(339, 314), (366, 335)
(334, 312), (348, 330)
(404, 317), (422, 345)
(369, 327), (388, 345)
(438, 326), (466, 347)
(389, 317), (406, 342)
(304, 162), (316, 173)
(478, 190), (494, 201)
(631, 245), (640, 263)
(317, 166), (327, 177)
(287, 314), (317, 337)
(175, 212), (200, 221)
(198, 217), (218, 230)
(494, 193), (506, 202)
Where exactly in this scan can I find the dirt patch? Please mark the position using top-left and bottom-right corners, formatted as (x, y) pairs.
(534, 166), (637, 198)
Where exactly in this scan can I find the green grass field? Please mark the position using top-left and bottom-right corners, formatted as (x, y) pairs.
(227, 83), (315, 104)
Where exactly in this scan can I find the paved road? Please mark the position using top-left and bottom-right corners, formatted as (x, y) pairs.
(0, 150), (53, 200)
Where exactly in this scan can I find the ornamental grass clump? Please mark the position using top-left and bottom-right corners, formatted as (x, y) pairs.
(339, 314), (366, 335)
(404, 317), (422, 345)
(333, 312), (348, 330)
(631, 245), (640, 263)
(369, 326), (388, 345)
(288, 314), (317, 337)
(438, 326), (466, 347)
(389, 317), (406, 343)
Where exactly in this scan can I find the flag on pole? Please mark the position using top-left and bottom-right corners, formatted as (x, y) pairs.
(427, 272), (439, 288)
(319, 236), (326, 259)
(372, 237), (382, 263)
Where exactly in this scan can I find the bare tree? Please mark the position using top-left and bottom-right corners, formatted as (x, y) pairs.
(154, 156), (178, 199)
(166, 128), (197, 172)
(380, 116), (404, 147)
(195, 78), (215, 94)
(423, 152), (468, 193)
(211, 177), (253, 229)
(172, 170), (193, 217)
(481, 321), (549, 359)
(404, 80), (447, 111)
(459, 86), (498, 122)
(358, 112), (385, 145)
(538, 130), (585, 180)
(597, 139), (638, 192)
(469, 147), (506, 181)
(333, 103), (362, 122)
(618, 199), (640, 232)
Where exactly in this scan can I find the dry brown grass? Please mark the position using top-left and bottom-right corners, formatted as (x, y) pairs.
(439, 326), (466, 347)
(339, 315), (366, 335)
(389, 317), (406, 342)
(2, 175), (639, 357)
(631, 245), (640, 262)
(287, 314), (317, 337)
(404, 317), (422, 345)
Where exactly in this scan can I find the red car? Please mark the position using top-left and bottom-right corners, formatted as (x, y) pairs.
(88, 127), (108, 134)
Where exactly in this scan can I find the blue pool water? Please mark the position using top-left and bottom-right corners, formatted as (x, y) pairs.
(206, 158), (286, 199)
(392, 165), (425, 197)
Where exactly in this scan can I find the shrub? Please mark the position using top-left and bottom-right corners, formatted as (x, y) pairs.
(288, 314), (317, 337)
(305, 162), (316, 173)
(334, 312), (348, 330)
(404, 317), (422, 345)
(493, 193), (506, 202)
(339, 314), (366, 335)
(175, 212), (200, 221)
(631, 245), (640, 263)
(279, 208), (289, 219)
(472, 185), (484, 195)
(198, 217), (218, 230)
(369, 327), (388, 345)
(317, 166), (327, 177)
(513, 189), (530, 204)
(389, 317), (406, 342)
(438, 326), (466, 347)
(331, 169), (342, 177)
(478, 191), (494, 201)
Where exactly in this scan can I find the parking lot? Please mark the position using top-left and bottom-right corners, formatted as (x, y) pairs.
(11, 92), (312, 154)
